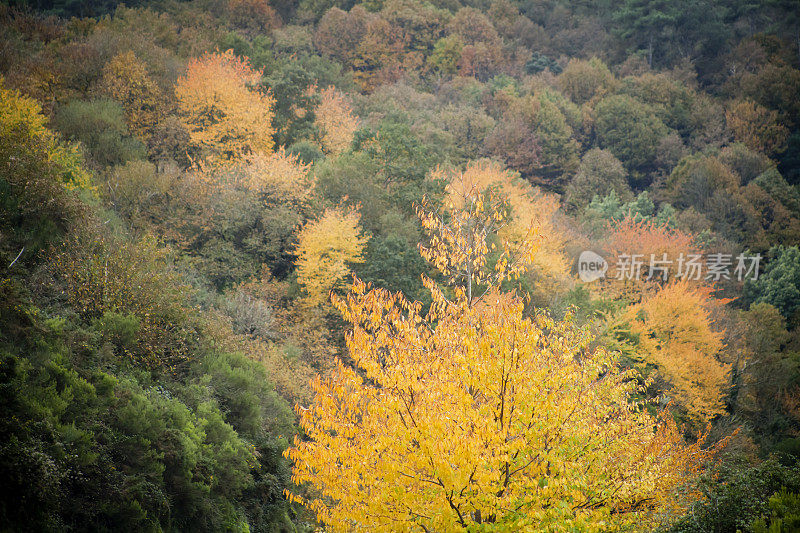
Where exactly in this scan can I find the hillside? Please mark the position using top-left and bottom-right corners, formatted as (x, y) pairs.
(2, 0), (800, 530)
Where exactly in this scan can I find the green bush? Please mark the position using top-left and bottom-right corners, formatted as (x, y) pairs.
(668, 457), (800, 533)
(53, 98), (146, 168)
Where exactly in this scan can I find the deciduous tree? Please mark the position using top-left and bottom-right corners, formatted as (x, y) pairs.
(557, 57), (616, 105)
(286, 212), (722, 530)
(295, 207), (369, 306)
(419, 160), (541, 302)
(98, 50), (166, 139)
(594, 94), (671, 179)
(565, 148), (632, 211)
(726, 99), (790, 156)
(314, 86), (359, 155)
(175, 50), (275, 165)
(624, 281), (731, 424)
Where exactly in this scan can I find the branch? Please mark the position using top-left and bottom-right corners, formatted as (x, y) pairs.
(7, 246), (24, 269)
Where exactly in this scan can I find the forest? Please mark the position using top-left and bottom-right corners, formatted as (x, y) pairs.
(1, 0), (800, 530)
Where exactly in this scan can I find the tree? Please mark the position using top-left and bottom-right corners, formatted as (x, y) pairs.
(447, 7), (501, 47)
(597, 215), (699, 302)
(663, 154), (741, 212)
(147, 116), (192, 168)
(726, 100), (790, 157)
(352, 18), (417, 93)
(0, 77), (91, 269)
(47, 232), (197, 369)
(227, 0), (281, 35)
(621, 73), (696, 136)
(564, 148), (632, 211)
(315, 86), (359, 155)
(174, 50), (275, 165)
(593, 94), (671, 179)
(744, 245), (800, 321)
(728, 303), (798, 443)
(236, 148), (314, 202)
(381, 0), (449, 56)
(612, 0), (725, 69)
(295, 208), (369, 306)
(286, 202), (723, 530)
(483, 114), (541, 178)
(557, 57), (616, 105)
(613, 0), (680, 67)
(667, 457), (800, 533)
(529, 90), (580, 187)
(53, 98), (147, 168)
(447, 7), (503, 80)
(418, 160), (541, 302)
(738, 62), (800, 129)
(623, 281), (730, 425)
(314, 6), (374, 65)
(425, 160), (569, 302)
(718, 142), (774, 185)
(98, 50), (166, 139)
(427, 35), (464, 76)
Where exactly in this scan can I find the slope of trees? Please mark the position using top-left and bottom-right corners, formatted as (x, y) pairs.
(2, 0), (800, 530)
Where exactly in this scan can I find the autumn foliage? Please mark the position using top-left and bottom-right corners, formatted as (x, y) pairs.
(99, 51), (165, 139)
(726, 99), (789, 156)
(603, 215), (699, 299)
(294, 207), (369, 306)
(315, 85), (359, 156)
(175, 50), (275, 165)
(286, 179), (724, 530)
(286, 279), (721, 530)
(625, 281), (731, 424)
(424, 160), (570, 299)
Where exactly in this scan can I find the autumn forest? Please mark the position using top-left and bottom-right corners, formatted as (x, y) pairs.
(2, 0), (800, 530)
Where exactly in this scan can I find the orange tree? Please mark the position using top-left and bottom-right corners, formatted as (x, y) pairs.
(285, 173), (723, 531)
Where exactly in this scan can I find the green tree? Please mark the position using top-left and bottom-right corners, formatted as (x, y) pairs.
(564, 148), (632, 211)
(593, 94), (671, 180)
(0, 79), (91, 269)
(745, 245), (800, 322)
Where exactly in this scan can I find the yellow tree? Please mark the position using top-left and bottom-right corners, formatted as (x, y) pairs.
(421, 160), (569, 303)
(99, 51), (166, 139)
(623, 281), (731, 425)
(294, 207), (369, 306)
(174, 50), (275, 165)
(286, 186), (725, 531)
(602, 216), (700, 301)
(315, 86), (359, 156)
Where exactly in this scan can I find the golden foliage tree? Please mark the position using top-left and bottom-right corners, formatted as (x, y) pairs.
(99, 50), (166, 139)
(286, 224), (722, 530)
(207, 147), (314, 203)
(295, 208), (369, 306)
(352, 18), (420, 92)
(174, 50), (275, 165)
(314, 86), (359, 156)
(422, 160), (568, 301)
(624, 281), (731, 424)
